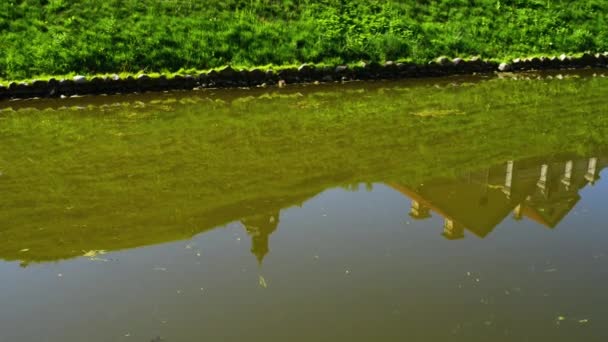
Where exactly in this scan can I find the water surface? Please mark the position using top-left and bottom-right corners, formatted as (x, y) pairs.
(1, 73), (608, 341)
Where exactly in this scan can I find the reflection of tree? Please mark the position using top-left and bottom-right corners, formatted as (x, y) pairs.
(241, 211), (280, 265)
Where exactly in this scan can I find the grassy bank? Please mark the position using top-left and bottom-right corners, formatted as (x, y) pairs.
(1, 0), (607, 80)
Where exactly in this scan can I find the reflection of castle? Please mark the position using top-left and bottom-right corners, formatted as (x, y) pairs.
(391, 156), (604, 240)
(240, 211), (280, 264)
(232, 156), (605, 263)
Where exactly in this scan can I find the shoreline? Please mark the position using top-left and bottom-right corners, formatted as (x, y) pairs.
(1, 53), (607, 102)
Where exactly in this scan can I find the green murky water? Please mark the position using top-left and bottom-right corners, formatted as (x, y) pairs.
(1, 73), (608, 341)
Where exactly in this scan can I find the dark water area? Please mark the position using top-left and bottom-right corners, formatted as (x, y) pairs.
(1, 73), (608, 341)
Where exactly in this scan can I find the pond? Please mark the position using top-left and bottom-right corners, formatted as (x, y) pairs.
(1, 72), (608, 341)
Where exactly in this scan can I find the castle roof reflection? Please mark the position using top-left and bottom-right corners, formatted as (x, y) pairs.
(390, 156), (604, 240)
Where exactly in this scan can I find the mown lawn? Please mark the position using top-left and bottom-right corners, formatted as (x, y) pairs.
(1, 0), (607, 80)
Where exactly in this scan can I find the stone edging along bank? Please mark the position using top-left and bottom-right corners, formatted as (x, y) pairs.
(1, 53), (607, 101)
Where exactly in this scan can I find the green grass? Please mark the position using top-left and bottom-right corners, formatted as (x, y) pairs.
(1, 0), (607, 81)
(1, 75), (608, 263)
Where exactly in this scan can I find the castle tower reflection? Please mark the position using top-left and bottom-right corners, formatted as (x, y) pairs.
(241, 211), (280, 264)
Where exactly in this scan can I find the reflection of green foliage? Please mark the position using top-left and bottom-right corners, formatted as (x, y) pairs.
(1, 0), (608, 79)
(1, 76), (608, 263)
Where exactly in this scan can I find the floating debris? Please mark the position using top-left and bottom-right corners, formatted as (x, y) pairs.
(19, 248), (29, 253)
(579, 319), (589, 324)
(89, 257), (109, 262)
(153, 267), (167, 272)
(259, 275), (268, 288)
(544, 268), (558, 273)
